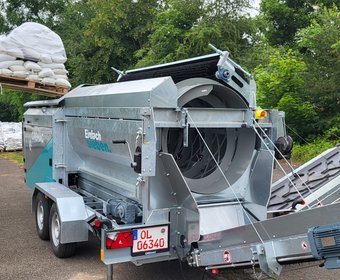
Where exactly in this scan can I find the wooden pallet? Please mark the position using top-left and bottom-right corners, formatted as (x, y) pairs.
(0, 75), (69, 97)
(0, 148), (22, 152)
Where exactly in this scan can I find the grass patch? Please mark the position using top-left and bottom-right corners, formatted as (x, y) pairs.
(292, 139), (338, 163)
(0, 151), (24, 165)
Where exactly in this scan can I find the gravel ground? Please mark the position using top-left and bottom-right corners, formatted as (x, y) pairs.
(0, 156), (339, 280)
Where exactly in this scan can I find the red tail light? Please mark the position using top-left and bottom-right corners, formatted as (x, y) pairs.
(94, 219), (102, 228)
(211, 268), (219, 275)
(106, 231), (133, 249)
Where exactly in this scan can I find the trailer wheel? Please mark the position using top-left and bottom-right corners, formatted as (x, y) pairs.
(49, 203), (76, 258)
(35, 192), (50, 240)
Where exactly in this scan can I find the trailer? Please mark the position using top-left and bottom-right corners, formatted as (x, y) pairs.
(23, 46), (340, 279)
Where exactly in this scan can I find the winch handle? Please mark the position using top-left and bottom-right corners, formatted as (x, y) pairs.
(112, 140), (137, 169)
(112, 140), (127, 144)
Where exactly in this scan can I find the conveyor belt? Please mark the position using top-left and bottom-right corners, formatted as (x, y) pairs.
(268, 146), (340, 212)
(120, 54), (220, 83)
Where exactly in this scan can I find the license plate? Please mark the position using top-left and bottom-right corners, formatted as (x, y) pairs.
(132, 225), (169, 256)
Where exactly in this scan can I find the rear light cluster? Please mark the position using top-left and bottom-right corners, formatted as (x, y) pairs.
(93, 218), (133, 250)
(211, 268), (219, 275)
(106, 231), (133, 249)
(94, 219), (102, 228)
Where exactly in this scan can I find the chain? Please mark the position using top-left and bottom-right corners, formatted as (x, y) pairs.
(251, 252), (263, 280)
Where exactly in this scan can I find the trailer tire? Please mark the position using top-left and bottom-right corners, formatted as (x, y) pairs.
(35, 192), (50, 240)
(49, 203), (76, 258)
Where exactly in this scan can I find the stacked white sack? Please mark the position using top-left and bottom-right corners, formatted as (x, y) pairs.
(0, 122), (22, 151)
(0, 123), (4, 151)
(0, 22), (71, 89)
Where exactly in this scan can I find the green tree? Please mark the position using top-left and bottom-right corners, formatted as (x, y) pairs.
(59, 0), (159, 84)
(296, 6), (340, 135)
(277, 94), (318, 138)
(259, 0), (314, 46)
(135, 0), (204, 66)
(0, 90), (44, 122)
(255, 50), (307, 106)
(259, 0), (339, 46)
(0, 93), (20, 121)
(53, 0), (96, 85)
(0, 0), (69, 32)
(255, 49), (319, 139)
(135, 0), (254, 67)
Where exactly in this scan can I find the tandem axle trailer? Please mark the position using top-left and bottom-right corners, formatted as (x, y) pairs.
(23, 47), (340, 279)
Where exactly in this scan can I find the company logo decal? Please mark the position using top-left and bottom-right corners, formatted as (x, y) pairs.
(84, 129), (112, 153)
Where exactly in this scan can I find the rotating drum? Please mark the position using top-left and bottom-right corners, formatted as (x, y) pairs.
(162, 78), (256, 194)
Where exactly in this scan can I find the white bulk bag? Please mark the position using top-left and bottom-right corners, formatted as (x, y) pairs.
(38, 62), (65, 70)
(24, 61), (42, 72)
(0, 35), (24, 58)
(0, 60), (24, 69)
(0, 53), (16, 62)
(54, 74), (68, 80)
(5, 22), (67, 61)
(38, 68), (54, 78)
(0, 69), (13, 76)
(41, 77), (56, 86)
(51, 55), (67, 64)
(55, 78), (71, 88)
(27, 74), (40, 81)
(9, 65), (26, 72)
(40, 54), (53, 64)
(12, 70), (29, 78)
(1, 122), (22, 151)
(0, 123), (4, 151)
(53, 68), (68, 75)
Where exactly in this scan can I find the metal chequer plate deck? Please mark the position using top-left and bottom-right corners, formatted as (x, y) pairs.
(268, 146), (340, 212)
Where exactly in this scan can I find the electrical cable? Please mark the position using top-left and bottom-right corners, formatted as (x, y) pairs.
(285, 124), (336, 167)
(173, 246), (187, 280)
(285, 124), (310, 145)
(200, 268), (207, 280)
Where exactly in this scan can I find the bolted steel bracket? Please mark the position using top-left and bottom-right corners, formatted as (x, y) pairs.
(187, 248), (201, 267)
(256, 242), (282, 278)
(180, 109), (189, 147)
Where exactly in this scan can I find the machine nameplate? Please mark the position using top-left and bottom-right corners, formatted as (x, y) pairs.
(321, 236), (336, 247)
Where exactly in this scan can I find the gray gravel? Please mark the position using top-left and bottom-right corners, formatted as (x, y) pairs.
(0, 157), (339, 280)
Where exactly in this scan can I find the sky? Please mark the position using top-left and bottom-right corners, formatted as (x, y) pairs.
(250, 0), (261, 16)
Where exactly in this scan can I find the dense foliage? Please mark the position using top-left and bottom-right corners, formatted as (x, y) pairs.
(0, 0), (339, 151)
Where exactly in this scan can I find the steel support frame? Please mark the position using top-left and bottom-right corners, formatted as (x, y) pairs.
(189, 202), (340, 277)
